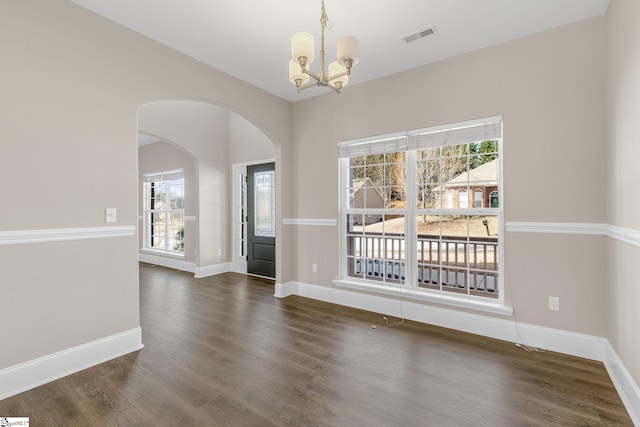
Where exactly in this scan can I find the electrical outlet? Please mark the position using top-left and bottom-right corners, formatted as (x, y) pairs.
(548, 296), (560, 311)
(105, 208), (117, 223)
(217, 248), (222, 256)
(312, 263), (318, 273)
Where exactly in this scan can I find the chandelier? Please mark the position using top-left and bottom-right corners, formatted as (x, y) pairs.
(288, 0), (360, 95)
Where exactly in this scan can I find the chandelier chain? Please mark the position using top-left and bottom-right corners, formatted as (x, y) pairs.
(321, 0), (328, 33)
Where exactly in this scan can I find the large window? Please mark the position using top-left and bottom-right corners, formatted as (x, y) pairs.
(339, 116), (503, 304)
(143, 169), (185, 255)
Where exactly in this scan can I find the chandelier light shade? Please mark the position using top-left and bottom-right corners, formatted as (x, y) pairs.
(289, 0), (359, 94)
(288, 60), (310, 85)
(337, 36), (360, 67)
(291, 32), (315, 65)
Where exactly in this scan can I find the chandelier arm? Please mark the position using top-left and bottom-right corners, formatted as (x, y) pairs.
(326, 69), (350, 82)
(298, 80), (320, 92)
(302, 67), (322, 83)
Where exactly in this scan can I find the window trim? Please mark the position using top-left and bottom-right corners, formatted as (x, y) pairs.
(143, 169), (185, 256)
(337, 116), (507, 313)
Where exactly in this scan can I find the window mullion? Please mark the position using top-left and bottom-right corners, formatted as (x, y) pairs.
(339, 157), (349, 280)
(164, 210), (169, 251)
(165, 189), (171, 251)
(405, 150), (417, 289)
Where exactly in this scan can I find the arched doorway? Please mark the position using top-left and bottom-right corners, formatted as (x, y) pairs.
(137, 100), (276, 279)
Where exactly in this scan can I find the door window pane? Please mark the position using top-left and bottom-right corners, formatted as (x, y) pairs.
(254, 170), (275, 237)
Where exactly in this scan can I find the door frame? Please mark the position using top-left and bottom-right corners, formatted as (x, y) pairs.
(231, 158), (275, 275)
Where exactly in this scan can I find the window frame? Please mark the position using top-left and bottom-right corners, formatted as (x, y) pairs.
(142, 169), (185, 256)
(336, 117), (507, 314)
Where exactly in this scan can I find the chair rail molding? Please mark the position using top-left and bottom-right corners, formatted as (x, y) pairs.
(505, 221), (640, 247)
(282, 218), (337, 226)
(0, 226), (136, 246)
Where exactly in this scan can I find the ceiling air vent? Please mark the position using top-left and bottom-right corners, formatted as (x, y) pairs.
(402, 26), (437, 44)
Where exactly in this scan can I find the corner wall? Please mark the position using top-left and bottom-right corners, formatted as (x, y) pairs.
(605, 0), (640, 390)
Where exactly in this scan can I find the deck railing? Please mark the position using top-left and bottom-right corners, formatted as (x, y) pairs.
(347, 232), (499, 298)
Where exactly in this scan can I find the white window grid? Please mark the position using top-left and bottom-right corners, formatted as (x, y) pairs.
(339, 119), (503, 303)
(143, 171), (185, 255)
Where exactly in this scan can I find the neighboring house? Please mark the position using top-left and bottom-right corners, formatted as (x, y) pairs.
(435, 159), (499, 209)
(351, 177), (384, 225)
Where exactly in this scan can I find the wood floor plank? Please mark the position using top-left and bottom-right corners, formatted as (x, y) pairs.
(0, 263), (632, 426)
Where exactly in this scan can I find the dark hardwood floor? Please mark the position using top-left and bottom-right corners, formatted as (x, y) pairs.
(0, 263), (632, 426)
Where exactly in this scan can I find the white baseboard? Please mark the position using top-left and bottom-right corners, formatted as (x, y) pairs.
(278, 280), (640, 422)
(138, 252), (230, 279)
(514, 322), (608, 361)
(604, 342), (640, 426)
(0, 328), (143, 401)
(274, 281), (297, 298)
(231, 262), (247, 275)
(279, 281), (605, 359)
(194, 262), (231, 278)
(139, 252), (195, 273)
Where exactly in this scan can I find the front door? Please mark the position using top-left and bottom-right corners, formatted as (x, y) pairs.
(247, 162), (276, 278)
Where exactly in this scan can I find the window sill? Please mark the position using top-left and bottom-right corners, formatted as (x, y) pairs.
(333, 278), (513, 316)
(140, 248), (185, 258)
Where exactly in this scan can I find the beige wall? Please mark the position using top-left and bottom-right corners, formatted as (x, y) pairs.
(0, 0), (291, 369)
(290, 17), (608, 333)
(605, 0), (640, 385)
(229, 112), (276, 165)
(138, 141), (197, 263)
(0, 238), (139, 368)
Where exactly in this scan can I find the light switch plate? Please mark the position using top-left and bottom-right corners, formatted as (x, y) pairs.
(105, 208), (117, 223)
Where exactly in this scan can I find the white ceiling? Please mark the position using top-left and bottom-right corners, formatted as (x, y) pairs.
(70, 0), (609, 103)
